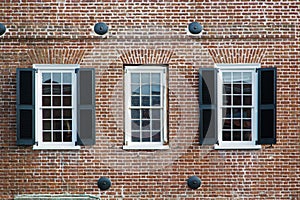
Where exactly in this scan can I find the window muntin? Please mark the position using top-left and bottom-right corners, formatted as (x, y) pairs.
(217, 65), (258, 147)
(124, 66), (167, 149)
(34, 65), (77, 149)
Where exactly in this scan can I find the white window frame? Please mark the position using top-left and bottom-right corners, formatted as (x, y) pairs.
(123, 65), (169, 150)
(33, 64), (80, 150)
(215, 64), (261, 150)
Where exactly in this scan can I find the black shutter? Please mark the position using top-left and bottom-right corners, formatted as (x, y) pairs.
(199, 68), (217, 145)
(77, 68), (95, 145)
(16, 68), (35, 145)
(257, 68), (277, 145)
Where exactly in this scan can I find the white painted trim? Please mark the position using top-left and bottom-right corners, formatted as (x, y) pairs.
(33, 64), (79, 70)
(123, 144), (169, 150)
(215, 63), (260, 70)
(214, 144), (261, 150)
(33, 144), (80, 150)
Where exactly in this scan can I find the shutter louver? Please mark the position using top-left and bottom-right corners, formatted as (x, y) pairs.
(199, 68), (217, 145)
(257, 68), (277, 145)
(77, 68), (95, 145)
(16, 68), (35, 145)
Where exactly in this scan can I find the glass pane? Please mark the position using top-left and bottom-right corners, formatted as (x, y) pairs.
(233, 119), (241, 129)
(63, 109), (72, 119)
(151, 96), (160, 106)
(63, 120), (72, 130)
(53, 120), (61, 130)
(152, 120), (160, 130)
(43, 109), (51, 119)
(152, 73), (160, 84)
(142, 120), (150, 130)
(243, 131), (252, 141)
(223, 95), (231, 106)
(141, 73), (150, 84)
(42, 85), (51, 95)
(53, 73), (61, 83)
(152, 109), (160, 119)
(142, 96), (150, 106)
(141, 85), (150, 95)
(131, 131), (140, 142)
(131, 96), (140, 106)
(63, 85), (71, 95)
(131, 109), (140, 119)
(222, 131), (231, 141)
(223, 119), (231, 129)
(52, 85), (61, 95)
(131, 85), (140, 95)
(53, 109), (61, 119)
(43, 132), (51, 142)
(233, 131), (241, 141)
(151, 85), (160, 95)
(63, 73), (71, 84)
(53, 132), (62, 142)
(243, 119), (251, 129)
(222, 108), (231, 118)
(42, 73), (51, 83)
(233, 72), (242, 83)
(243, 72), (252, 83)
(131, 120), (140, 130)
(141, 109), (150, 119)
(223, 72), (231, 83)
(233, 84), (241, 94)
(53, 96), (61, 106)
(243, 84), (252, 94)
(142, 131), (151, 142)
(233, 96), (241, 105)
(233, 108), (241, 118)
(63, 96), (71, 106)
(42, 96), (51, 106)
(63, 131), (72, 142)
(223, 84), (231, 94)
(131, 73), (140, 83)
(243, 108), (251, 118)
(43, 120), (51, 130)
(152, 131), (161, 142)
(243, 96), (252, 105)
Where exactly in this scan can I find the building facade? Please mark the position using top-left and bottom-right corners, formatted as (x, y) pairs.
(0, 0), (299, 199)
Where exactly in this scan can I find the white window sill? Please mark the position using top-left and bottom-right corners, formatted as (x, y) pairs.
(123, 144), (169, 150)
(33, 145), (80, 150)
(214, 144), (261, 150)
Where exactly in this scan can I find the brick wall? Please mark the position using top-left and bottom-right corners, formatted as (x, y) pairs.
(0, 1), (299, 199)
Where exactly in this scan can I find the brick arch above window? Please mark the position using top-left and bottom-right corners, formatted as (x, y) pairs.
(118, 49), (174, 64)
(27, 49), (86, 64)
(208, 48), (266, 64)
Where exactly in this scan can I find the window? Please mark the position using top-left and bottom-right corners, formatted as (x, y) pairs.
(199, 64), (276, 149)
(124, 66), (168, 149)
(16, 65), (95, 149)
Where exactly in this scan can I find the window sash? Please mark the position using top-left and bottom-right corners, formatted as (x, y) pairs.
(124, 66), (167, 146)
(34, 66), (77, 148)
(217, 68), (258, 146)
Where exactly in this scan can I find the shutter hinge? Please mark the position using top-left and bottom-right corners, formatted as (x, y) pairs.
(75, 68), (80, 73)
(75, 141), (78, 146)
(216, 140), (219, 145)
(255, 140), (258, 145)
(34, 68), (38, 73)
(255, 68), (259, 73)
(35, 141), (38, 146)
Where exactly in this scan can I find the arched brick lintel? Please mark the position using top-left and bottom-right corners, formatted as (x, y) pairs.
(118, 49), (174, 65)
(27, 49), (86, 64)
(208, 48), (266, 64)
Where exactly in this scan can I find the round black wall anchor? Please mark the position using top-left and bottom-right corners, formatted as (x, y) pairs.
(94, 22), (109, 35)
(187, 175), (201, 189)
(0, 23), (6, 36)
(188, 22), (203, 34)
(97, 177), (111, 190)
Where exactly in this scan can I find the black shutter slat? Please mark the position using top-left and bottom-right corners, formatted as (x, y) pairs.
(16, 68), (35, 145)
(77, 68), (95, 146)
(199, 68), (217, 145)
(257, 68), (277, 145)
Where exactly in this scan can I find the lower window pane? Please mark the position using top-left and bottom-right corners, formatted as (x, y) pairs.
(43, 132), (51, 142)
(63, 120), (72, 130)
(142, 131), (151, 142)
(222, 131), (231, 141)
(243, 131), (252, 141)
(233, 131), (241, 141)
(152, 131), (161, 142)
(53, 132), (62, 142)
(131, 131), (140, 142)
(63, 132), (72, 142)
